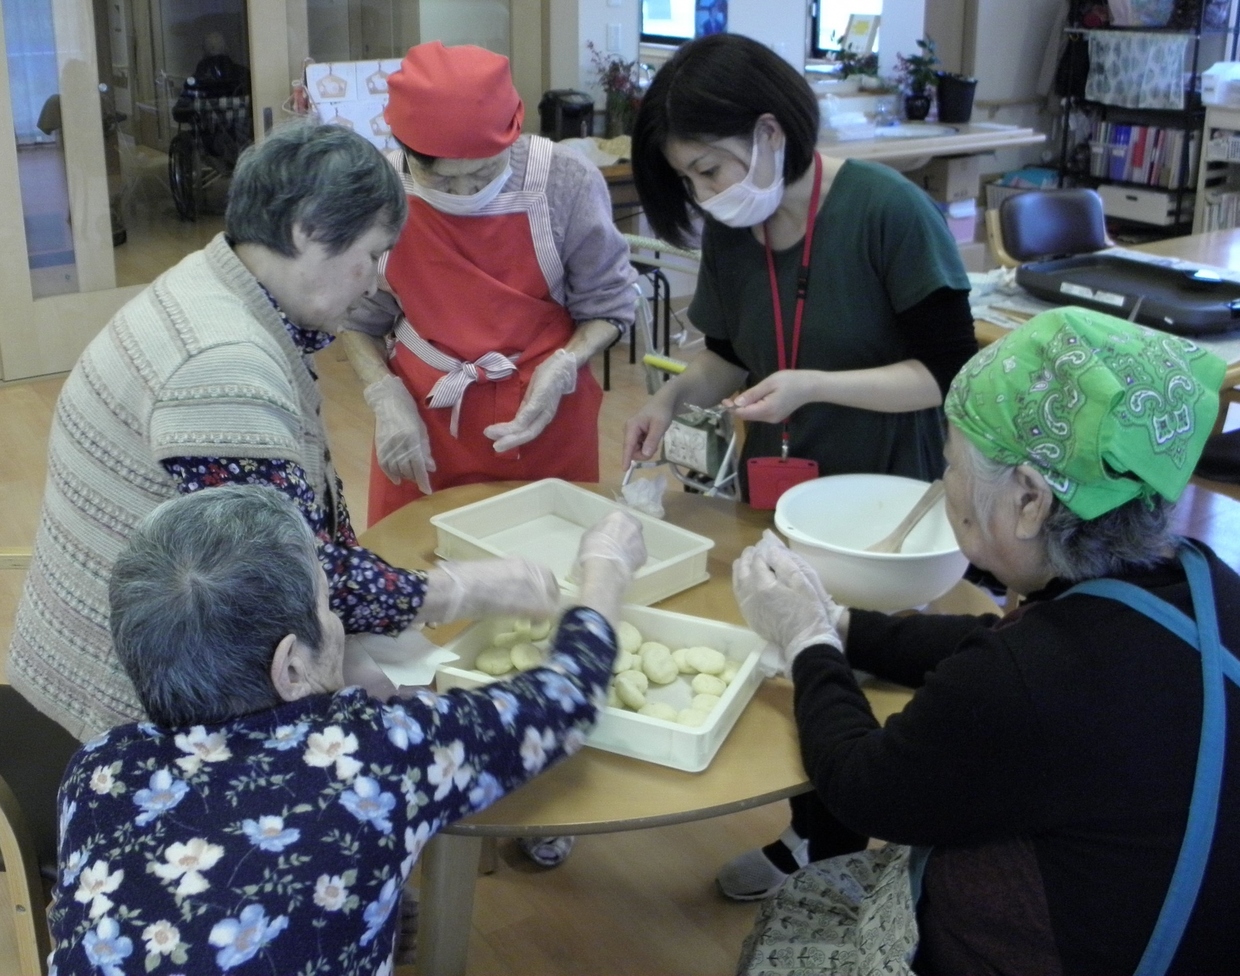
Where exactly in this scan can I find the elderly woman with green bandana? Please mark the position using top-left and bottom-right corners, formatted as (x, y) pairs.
(730, 307), (1240, 976)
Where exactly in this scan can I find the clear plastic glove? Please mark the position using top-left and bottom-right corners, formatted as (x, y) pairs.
(363, 374), (435, 494)
(423, 556), (560, 625)
(733, 531), (844, 678)
(573, 510), (647, 629)
(483, 349), (578, 453)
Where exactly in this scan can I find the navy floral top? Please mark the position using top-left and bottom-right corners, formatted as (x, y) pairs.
(160, 298), (424, 635)
(49, 608), (615, 976)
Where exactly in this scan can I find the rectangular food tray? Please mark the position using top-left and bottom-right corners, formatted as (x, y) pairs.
(429, 479), (714, 606)
(435, 604), (765, 773)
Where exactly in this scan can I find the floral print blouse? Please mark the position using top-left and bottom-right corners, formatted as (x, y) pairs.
(49, 607), (615, 976)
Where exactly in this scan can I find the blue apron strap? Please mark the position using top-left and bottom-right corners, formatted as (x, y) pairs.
(1062, 543), (1233, 976)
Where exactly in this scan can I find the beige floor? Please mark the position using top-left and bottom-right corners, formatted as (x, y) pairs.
(0, 317), (782, 975)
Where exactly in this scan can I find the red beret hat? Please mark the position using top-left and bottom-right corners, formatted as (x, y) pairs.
(384, 41), (524, 158)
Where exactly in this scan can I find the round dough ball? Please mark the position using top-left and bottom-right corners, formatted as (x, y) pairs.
(638, 640), (671, 659)
(677, 708), (709, 728)
(612, 649), (636, 674)
(614, 671), (648, 710)
(475, 646), (514, 676)
(720, 659), (740, 684)
(672, 647), (694, 674)
(528, 619), (552, 641)
(638, 702), (679, 722)
(616, 669), (649, 693)
(691, 693), (722, 713)
(617, 621), (643, 654)
(511, 642), (545, 671)
(641, 645), (678, 685)
(491, 629), (522, 649)
(685, 646), (726, 675)
(691, 673), (727, 697)
(512, 618), (532, 637)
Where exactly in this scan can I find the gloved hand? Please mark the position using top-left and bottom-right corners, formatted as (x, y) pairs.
(423, 556), (560, 625)
(573, 510), (647, 629)
(733, 530), (845, 678)
(483, 349), (578, 453)
(364, 374), (435, 494)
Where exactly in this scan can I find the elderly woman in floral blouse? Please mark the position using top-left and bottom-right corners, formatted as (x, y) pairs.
(49, 485), (644, 976)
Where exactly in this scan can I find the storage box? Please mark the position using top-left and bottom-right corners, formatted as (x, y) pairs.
(1098, 183), (1194, 226)
(934, 197), (978, 243)
(916, 154), (981, 203)
(429, 479), (714, 606)
(435, 604), (766, 772)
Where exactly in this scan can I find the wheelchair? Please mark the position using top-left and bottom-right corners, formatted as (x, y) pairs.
(168, 84), (252, 220)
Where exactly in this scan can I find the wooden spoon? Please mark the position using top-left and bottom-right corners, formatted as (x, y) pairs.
(865, 479), (946, 554)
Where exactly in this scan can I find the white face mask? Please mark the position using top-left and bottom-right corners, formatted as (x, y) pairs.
(697, 134), (785, 228)
(409, 163), (512, 216)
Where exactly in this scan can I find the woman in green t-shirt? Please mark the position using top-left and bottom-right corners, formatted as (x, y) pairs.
(623, 32), (978, 901)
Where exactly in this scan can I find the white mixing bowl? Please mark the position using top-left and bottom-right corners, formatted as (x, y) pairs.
(774, 474), (968, 611)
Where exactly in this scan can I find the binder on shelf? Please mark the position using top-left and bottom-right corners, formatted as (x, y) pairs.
(1109, 126), (1130, 181)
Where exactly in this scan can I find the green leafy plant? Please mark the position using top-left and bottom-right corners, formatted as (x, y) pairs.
(894, 37), (940, 95)
(830, 33), (880, 79)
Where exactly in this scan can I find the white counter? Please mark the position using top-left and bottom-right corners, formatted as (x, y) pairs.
(819, 122), (1045, 169)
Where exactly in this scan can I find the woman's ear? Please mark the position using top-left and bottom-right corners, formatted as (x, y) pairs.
(271, 633), (313, 702)
(755, 112), (786, 151)
(1012, 464), (1054, 540)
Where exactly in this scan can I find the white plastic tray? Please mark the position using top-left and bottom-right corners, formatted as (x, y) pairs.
(429, 479), (714, 606)
(435, 604), (765, 773)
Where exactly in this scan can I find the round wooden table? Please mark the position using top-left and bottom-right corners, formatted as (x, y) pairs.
(362, 482), (998, 976)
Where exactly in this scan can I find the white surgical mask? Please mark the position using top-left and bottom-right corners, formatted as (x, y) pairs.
(697, 134), (785, 228)
(409, 164), (512, 215)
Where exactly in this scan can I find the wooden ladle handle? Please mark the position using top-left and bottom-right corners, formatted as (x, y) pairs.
(864, 479), (946, 554)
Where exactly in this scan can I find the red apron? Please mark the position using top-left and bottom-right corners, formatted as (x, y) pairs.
(368, 137), (602, 524)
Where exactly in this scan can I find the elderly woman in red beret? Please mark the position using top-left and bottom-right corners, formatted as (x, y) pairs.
(340, 41), (636, 523)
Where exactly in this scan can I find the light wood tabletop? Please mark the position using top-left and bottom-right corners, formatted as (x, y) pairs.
(362, 481), (999, 976)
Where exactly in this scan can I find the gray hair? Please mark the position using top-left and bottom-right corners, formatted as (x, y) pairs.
(956, 434), (1176, 582)
(109, 485), (325, 728)
(226, 122), (407, 257)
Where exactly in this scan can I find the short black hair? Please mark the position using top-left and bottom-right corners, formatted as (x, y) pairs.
(226, 121), (407, 257)
(632, 34), (819, 246)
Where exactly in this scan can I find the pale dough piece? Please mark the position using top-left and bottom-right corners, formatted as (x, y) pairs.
(617, 669), (649, 693)
(528, 619), (552, 641)
(677, 708), (709, 727)
(638, 640), (670, 658)
(607, 686), (623, 708)
(612, 649), (636, 674)
(685, 646), (726, 675)
(614, 671), (648, 710)
(641, 645), (678, 685)
(638, 702), (679, 722)
(511, 642), (544, 671)
(617, 621), (643, 654)
(672, 647), (694, 674)
(691, 673), (727, 697)
(512, 618), (532, 637)
(720, 659), (740, 684)
(691, 693), (721, 713)
(491, 630), (523, 649)
(475, 646), (514, 676)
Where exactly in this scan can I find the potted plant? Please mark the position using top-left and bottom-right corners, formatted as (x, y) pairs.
(894, 37), (939, 121)
(587, 40), (643, 139)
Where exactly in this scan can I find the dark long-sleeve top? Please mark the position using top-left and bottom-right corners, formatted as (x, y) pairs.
(791, 542), (1240, 975)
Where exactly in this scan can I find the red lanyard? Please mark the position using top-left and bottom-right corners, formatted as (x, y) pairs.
(763, 152), (822, 455)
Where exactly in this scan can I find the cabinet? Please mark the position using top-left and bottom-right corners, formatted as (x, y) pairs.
(1193, 105), (1240, 229)
(1056, 0), (1238, 237)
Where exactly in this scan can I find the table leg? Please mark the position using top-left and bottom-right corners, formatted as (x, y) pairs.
(417, 833), (482, 976)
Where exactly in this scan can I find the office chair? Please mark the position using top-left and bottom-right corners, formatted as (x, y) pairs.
(0, 770), (50, 975)
(987, 188), (1110, 268)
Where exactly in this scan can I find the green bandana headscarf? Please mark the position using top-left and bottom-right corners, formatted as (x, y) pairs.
(945, 307), (1225, 520)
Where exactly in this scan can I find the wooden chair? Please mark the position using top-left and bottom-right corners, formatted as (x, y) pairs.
(985, 188), (1110, 269)
(0, 771), (50, 976)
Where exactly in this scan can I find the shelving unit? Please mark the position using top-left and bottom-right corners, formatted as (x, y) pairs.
(1056, 0), (1239, 240)
(1194, 104), (1240, 229)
